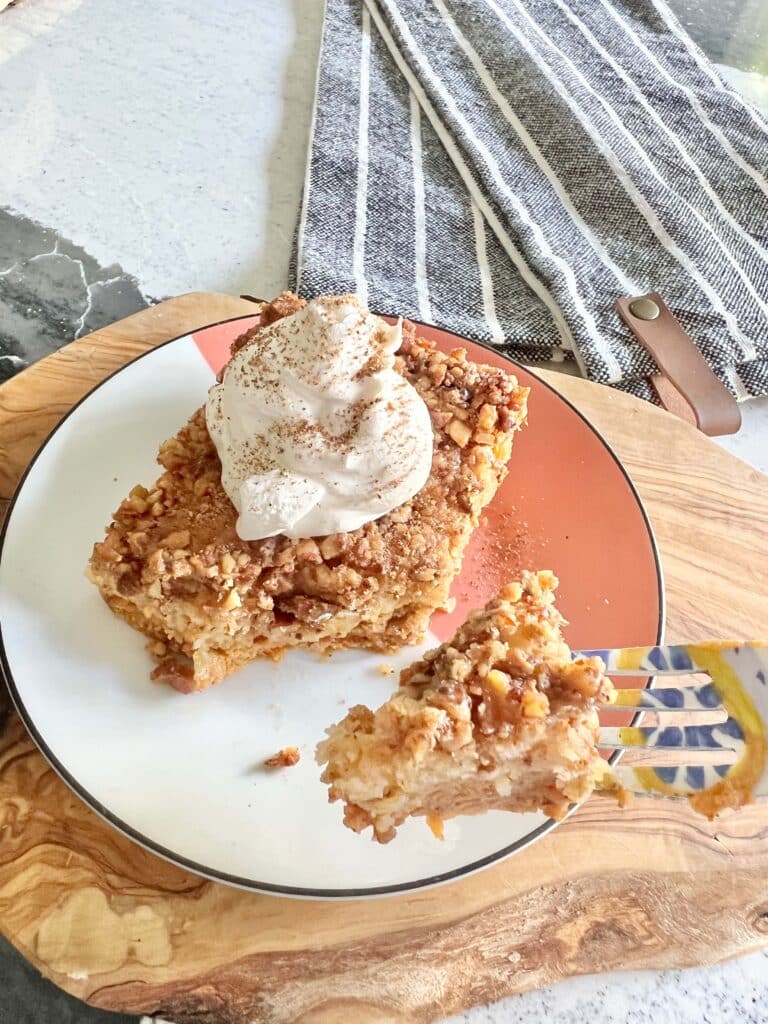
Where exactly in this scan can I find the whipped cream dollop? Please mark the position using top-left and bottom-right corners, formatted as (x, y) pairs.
(205, 295), (434, 541)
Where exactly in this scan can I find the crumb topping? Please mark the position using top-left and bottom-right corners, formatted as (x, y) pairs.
(400, 572), (609, 740)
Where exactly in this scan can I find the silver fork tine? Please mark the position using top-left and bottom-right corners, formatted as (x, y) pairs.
(598, 682), (720, 712)
(607, 764), (738, 793)
(583, 641), (768, 807)
(598, 726), (734, 753)
(575, 644), (702, 674)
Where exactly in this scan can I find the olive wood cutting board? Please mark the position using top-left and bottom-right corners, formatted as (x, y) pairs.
(1, 292), (767, 1024)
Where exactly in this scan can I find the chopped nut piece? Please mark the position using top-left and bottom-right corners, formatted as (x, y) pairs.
(494, 439), (512, 463)
(220, 552), (236, 574)
(429, 361), (447, 386)
(379, 663), (396, 676)
(147, 549), (166, 575)
(472, 451), (493, 484)
(446, 418), (472, 448)
(127, 531), (149, 557)
(521, 689), (549, 718)
(477, 403), (497, 431)
(474, 431), (496, 446)
(557, 660), (604, 697)
(319, 534), (345, 561)
(296, 538), (322, 562)
(486, 668), (511, 697)
(222, 589), (242, 610)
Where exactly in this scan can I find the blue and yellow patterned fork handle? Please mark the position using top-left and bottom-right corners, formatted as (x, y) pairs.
(576, 642), (768, 815)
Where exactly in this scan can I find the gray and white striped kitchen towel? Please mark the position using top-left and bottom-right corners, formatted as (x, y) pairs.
(291, 0), (768, 402)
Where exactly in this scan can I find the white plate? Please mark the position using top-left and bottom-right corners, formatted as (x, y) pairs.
(0, 317), (663, 897)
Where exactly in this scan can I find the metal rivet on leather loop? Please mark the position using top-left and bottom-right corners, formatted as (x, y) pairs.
(628, 297), (661, 321)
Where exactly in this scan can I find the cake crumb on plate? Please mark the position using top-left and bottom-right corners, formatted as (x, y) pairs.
(264, 746), (301, 768)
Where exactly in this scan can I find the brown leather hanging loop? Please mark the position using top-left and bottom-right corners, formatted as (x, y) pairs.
(615, 293), (741, 436)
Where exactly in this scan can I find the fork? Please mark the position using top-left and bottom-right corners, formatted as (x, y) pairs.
(573, 643), (768, 814)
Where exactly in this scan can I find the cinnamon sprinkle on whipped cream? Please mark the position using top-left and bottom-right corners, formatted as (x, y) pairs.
(205, 295), (433, 540)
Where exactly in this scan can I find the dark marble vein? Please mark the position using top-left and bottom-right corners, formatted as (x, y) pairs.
(0, 209), (151, 383)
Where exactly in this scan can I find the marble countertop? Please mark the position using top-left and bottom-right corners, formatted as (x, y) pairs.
(0, 1), (767, 1022)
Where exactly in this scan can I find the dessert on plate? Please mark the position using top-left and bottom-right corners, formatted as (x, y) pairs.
(317, 571), (615, 842)
(88, 293), (529, 692)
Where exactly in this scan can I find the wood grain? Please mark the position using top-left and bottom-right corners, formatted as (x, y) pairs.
(1, 293), (767, 1024)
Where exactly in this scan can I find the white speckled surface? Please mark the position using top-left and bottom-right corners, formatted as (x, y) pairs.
(0, 1), (767, 1021)
(448, 949), (768, 1023)
(0, 0), (324, 300)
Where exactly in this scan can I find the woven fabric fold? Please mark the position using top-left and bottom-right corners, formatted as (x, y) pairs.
(292, 0), (768, 400)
